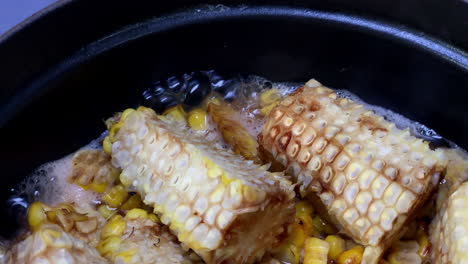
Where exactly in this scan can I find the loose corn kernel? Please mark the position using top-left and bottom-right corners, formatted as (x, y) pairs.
(303, 237), (330, 264)
(296, 200), (314, 216)
(187, 109), (207, 130)
(260, 88), (281, 107)
(274, 244), (301, 264)
(98, 205), (117, 219)
(313, 215), (337, 236)
(125, 208), (148, 220)
(325, 235), (346, 261)
(102, 184), (129, 208)
(296, 213), (314, 236)
(163, 105), (187, 123)
(120, 194), (143, 210)
(148, 213), (160, 223)
(417, 233), (430, 259)
(260, 102), (279, 116)
(103, 136), (112, 155)
(28, 202), (47, 232)
(289, 222), (307, 248)
(337, 245), (364, 264)
(115, 248), (138, 263)
(101, 215), (126, 239)
(89, 182), (108, 193)
(109, 123), (123, 142)
(97, 235), (122, 257)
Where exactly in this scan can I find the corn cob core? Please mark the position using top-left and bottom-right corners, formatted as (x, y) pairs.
(5, 224), (108, 264)
(259, 80), (447, 263)
(430, 181), (468, 264)
(68, 149), (120, 193)
(108, 107), (295, 264)
(99, 210), (200, 264)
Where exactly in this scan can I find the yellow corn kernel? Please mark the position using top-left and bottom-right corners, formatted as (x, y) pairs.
(260, 102), (279, 116)
(187, 109), (207, 131)
(103, 136), (112, 155)
(313, 215), (337, 236)
(289, 222), (307, 248)
(121, 109), (136, 121)
(417, 233), (430, 259)
(109, 123), (123, 142)
(296, 200), (314, 216)
(260, 88), (281, 107)
(98, 205), (117, 219)
(115, 248), (138, 263)
(337, 245), (364, 264)
(120, 194), (143, 210)
(97, 235), (122, 257)
(101, 215), (126, 239)
(325, 235), (346, 261)
(163, 105), (187, 123)
(125, 208), (148, 220)
(89, 182), (108, 193)
(148, 213), (160, 223)
(28, 202), (47, 232)
(102, 184), (129, 208)
(303, 237), (330, 264)
(274, 244), (301, 264)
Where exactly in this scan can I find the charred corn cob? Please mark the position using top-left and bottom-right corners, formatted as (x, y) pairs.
(107, 106), (295, 264)
(259, 80), (447, 263)
(4, 223), (108, 264)
(430, 181), (468, 264)
(68, 149), (119, 193)
(97, 209), (200, 264)
(207, 102), (261, 163)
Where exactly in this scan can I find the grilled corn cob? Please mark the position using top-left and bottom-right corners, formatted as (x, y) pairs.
(97, 209), (200, 264)
(207, 102), (261, 162)
(4, 223), (108, 264)
(68, 149), (120, 193)
(107, 106), (295, 264)
(259, 80), (447, 263)
(430, 181), (468, 264)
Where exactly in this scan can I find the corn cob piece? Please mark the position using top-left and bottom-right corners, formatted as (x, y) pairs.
(207, 102), (261, 163)
(97, 209), (200, 264)
(107, 106), (295, 264)
(68, 149), (120, 193)
(4, 223), (108, 264)
(430, 181), (468, 264)
(386, 240), (421, 264)
(259, 80), (447, 263)
(27, 202), (105, 247)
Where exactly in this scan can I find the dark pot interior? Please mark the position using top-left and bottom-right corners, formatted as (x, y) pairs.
(1, 1), (468, 238)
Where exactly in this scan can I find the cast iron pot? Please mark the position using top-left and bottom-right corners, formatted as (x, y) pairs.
(1, 0), (468, 238)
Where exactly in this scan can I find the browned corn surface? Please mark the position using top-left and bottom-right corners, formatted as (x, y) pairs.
(4, 224), (108, 264)
(207, 102), (261, 163)
(259, 80), (447, 263)
(68, 149), (119, 192)
(99, 211), (200, 264)
(108, 107), (295, 264)
(430, 181), (468, 264)
(28, 202), (105, 248)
